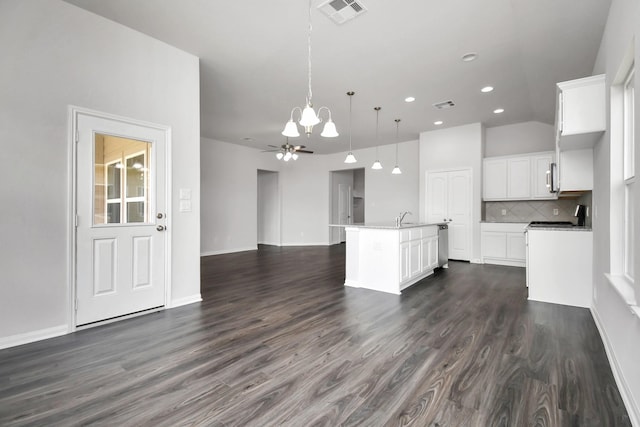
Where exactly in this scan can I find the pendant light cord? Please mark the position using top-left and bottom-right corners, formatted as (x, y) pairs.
(306, 0), (313, 106)
(395, 119), (400, 163)
(349, 93), (353, 151)
(375, 107), (380, 158)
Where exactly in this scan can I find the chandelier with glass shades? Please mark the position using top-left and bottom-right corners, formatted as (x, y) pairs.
(282, 0), (338, 139)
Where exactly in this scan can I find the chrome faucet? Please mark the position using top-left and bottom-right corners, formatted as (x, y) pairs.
(396, 211), (412, 227)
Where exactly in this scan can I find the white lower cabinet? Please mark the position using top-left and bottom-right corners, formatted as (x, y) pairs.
(399, 227), (439, 288)
(481, 222), (528, 267)
(527, 229), (593, 308)
(421, 236), (438, 273)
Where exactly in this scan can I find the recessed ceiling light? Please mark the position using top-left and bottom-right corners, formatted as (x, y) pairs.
(405, 96), (416, 103)
(481, 86), (494, 93)
(434, 120), (443, 125)
(461, 52), (478, 62)
(493, 108), (505, 114)
(243, 137), (253, 141)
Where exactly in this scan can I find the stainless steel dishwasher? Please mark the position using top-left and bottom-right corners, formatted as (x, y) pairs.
(438, 223), (449, 268)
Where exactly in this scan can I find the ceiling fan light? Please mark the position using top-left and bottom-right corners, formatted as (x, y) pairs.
(282, 120), (300, 137)
(371, 160), (383, 170)
(344, 152), (357, 164)
(320, 119), (338, 137)
(299, 105), (320, 127)
(284, 152), (292, 161)
(292, 153), (299, 160)
(276, 152), (284, 160)
(392, 166), (402, 175)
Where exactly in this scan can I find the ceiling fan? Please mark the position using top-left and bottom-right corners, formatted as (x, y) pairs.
(263, 140), (314, 161)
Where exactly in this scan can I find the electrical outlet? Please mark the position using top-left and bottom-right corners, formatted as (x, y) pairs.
(553, 208), (559, 216)
(501, 209), (507, 216)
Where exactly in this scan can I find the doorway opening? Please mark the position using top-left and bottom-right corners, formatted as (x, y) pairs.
(257, 170), (281, 246)
(330, 168), (365, 244)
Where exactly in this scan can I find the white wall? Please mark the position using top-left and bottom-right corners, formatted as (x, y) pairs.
(257, 170), (280, 245)
(419, 123), (484, 262)
(0, 1), (201, 344)
(201, 138), (420, 250)
(485, 121), (555, 157)
(200, 138), (281, 255)
(590, 0), (640, 423)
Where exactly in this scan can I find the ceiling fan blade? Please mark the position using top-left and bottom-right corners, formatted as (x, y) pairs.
(294, 145), (306, 150)
(267, 145), (280, 148)
(260, 149), (280, 152)
(296, 149), (314, 154)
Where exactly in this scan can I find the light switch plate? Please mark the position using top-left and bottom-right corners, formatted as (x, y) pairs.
(553, 208), (559, 216)
(179, 200), (192, 212)
(501, 209), (507, 216)
(179, 188), (192, 200)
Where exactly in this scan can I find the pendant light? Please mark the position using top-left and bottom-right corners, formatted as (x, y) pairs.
(392, 119), (402, 175)
(282, 0), (338, 139)
(344, 91), (357, 164)
(371, 107), (382, 170)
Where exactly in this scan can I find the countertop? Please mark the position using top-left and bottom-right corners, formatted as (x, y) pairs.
(525, 225), (592, 232)
(481, 220), (530, 224)
(329, 222), (444, 230)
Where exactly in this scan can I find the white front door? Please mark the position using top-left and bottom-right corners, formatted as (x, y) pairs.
(75, 112), (167, 326)
(426, 169), (471, 261)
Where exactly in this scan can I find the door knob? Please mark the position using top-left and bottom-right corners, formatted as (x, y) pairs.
(449, 218), (452, 221)
(157, 213), (165, 219)
(156, 225), (165, 231)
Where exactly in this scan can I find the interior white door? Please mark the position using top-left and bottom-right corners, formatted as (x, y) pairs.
(338, 184), (352, 242)
(426, 169), (471, 261)
(76, 113), (167, 326)
(426, 172), (448, 224)
(447, 169), (471, 260)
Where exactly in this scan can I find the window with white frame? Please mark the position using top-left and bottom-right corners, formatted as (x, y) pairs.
(623, 67), (635, 282)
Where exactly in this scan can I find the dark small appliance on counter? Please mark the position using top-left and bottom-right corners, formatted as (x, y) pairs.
(574, 204), (587, 226)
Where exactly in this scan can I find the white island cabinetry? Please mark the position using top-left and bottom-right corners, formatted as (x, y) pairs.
(343, 224), (440, 295)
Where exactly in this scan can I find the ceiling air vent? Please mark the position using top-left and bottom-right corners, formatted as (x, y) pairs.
(433, 100), (456, 110)
(318, 0), (368, 25)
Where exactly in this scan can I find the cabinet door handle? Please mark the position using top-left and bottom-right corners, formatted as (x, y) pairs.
(546, 170), (551, 188)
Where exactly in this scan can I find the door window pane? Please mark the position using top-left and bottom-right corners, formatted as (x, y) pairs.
(94, 134), (151, 225)
(107, 202), (121, 224)
(127, 201), (145, 223)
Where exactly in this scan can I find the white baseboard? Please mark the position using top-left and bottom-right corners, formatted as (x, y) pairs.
(591, 306), (640, 427)
(482, 258), (526, 268)
(470, 258), (483, 264)
(258, 241), (281, 246)
(280, 242), (330, 247)
(169, 294), (202, 308)
(0, 325), (68, 350)
(201, 246), (257, 256)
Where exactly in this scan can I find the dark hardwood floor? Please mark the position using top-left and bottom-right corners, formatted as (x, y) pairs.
(0, 244), (631, 426)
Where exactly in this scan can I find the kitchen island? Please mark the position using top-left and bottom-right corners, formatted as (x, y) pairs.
(330, 223), (443, 295)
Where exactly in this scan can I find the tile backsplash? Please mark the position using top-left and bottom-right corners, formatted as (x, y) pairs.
(483, 192), (592, 226)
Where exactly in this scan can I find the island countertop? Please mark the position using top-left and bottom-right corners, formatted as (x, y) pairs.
(329, 222), (445, 230)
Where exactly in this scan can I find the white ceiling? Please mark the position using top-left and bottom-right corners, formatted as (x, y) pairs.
(64, 0), (611, 154)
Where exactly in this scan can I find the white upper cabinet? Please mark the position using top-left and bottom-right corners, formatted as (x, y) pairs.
(483, 152), (556, 201)
(531, 153), (554, 198)
(556, 74), (605, 151)
(559, 148), (593, 192)
(483, 158), (508, 199)
(507, 157), (531, 199)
